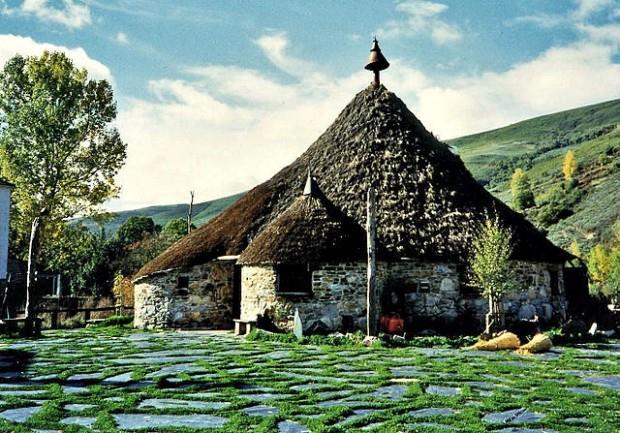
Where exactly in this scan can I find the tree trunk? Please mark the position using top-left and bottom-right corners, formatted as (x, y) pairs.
(366, 188), (377, 337)
(24, 214), (43, 336)
(485, 292), (504, 335)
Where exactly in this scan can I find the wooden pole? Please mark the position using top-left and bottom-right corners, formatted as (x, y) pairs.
(366, 188), (377, 337)
(187, 191), (194, 235)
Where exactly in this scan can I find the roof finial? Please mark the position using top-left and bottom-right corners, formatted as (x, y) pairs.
(364, 37), (389, 87)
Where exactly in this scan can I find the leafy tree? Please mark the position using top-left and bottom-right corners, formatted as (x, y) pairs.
(569, 240), (582, 259)
(161, 217), (191, 241)
(587, 244), (610, 295)
(562, 150), (577, 181)
(42, 224), (109, 295)
(468, 216), (516, 334)
(510, 168), (535, 211)
(0, 51), (126, 330)
(115, 216), (156, 246)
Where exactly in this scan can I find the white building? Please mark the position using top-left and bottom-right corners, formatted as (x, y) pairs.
(0, 179), (13, 281)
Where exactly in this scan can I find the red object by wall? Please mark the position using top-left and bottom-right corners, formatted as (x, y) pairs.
(380, 315), (404, 334)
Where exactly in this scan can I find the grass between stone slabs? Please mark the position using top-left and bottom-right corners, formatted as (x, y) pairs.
(0, 325), (617, 432)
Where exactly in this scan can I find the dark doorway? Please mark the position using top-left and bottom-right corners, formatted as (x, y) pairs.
(564, 266), (589, 315)
(232, 265), (242, 318)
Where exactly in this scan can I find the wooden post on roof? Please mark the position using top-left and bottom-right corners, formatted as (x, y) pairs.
(187, 191), (194, 235)
(366, 187), (377, 337)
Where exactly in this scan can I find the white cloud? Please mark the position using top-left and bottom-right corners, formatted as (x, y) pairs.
(511, 14), (567, 29)
(408, 41), (620, 139)
(577, 22), (620, 43)
(114, 31), (128, 44)
(514, 0), (619, 30)
(378, 0), (462, 44)
(110, 30), (620, 210)
(572, 0), (615, 20)
(253, 32), (319, 78)
(16, 0), (91, 29)
(0, 34), (112, 81)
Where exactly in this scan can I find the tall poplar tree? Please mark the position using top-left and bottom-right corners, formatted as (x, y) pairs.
(0, 52), (127, 333)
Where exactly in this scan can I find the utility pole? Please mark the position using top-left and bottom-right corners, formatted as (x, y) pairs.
(366, 188), (377, 337)
(187, 191), (194, 235)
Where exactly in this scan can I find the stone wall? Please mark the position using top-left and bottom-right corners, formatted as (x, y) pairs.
(240, 259), (567, 332)
(241, 263), (368, 330)
(240, 261), (459, 331)
(135, 258), (567, 331)
(134, 261), (235, 329)
(505, 261), (566, 322)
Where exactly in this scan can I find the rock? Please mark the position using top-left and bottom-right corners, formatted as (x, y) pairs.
(518, 304), (537, 321)
(363, 336), (380, 346)
(588, 322), (598, 335)
(293, 309), (303, 340)
(306, 320), (330, 334)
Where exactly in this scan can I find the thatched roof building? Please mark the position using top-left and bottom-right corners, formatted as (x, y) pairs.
(137, 84), (569, 279)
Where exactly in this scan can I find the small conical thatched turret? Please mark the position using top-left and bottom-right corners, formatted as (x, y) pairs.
(239, 177), (366, 265)
(136, 84), (570, 278)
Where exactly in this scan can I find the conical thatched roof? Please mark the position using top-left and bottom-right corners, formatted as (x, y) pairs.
(238, 177), (366, 265)
(136, 85), (570, 278)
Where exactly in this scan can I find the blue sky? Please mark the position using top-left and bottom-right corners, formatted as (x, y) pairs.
(1, 0), (619, 211)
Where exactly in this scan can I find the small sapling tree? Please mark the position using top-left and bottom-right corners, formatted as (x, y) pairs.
(468, 216), (516, 335)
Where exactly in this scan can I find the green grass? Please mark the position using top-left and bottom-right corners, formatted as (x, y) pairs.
(0, 326), (617, 432)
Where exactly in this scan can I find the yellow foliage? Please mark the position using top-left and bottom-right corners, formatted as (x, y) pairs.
(562, 150), (577, 180)
(112, 273), (134, 307)
(569, 240), (582, 258)
(588, 244), (611, 285)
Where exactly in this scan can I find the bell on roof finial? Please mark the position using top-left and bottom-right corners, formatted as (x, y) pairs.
(365, 37), (389, 87)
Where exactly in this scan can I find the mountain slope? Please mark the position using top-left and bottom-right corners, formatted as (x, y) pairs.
(85, 192), (244, 236)
(448, 98), (620, 249)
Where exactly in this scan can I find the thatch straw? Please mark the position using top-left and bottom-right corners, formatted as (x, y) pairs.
(238, 184), (366, 265)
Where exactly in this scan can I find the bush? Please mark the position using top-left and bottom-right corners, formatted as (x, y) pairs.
(91, 315), (133, 327)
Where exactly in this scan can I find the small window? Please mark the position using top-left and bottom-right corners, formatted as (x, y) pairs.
(176, 276), (189, 289)
(276, 264), (312, 296)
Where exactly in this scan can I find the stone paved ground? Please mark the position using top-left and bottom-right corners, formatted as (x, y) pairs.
(0, 327), (618, 432)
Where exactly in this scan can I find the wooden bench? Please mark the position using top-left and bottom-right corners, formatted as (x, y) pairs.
(233, 319), (257, 336)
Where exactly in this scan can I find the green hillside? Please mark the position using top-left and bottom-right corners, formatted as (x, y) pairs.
(448, 99), (620, 250)
(84, 192), (244, 236)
